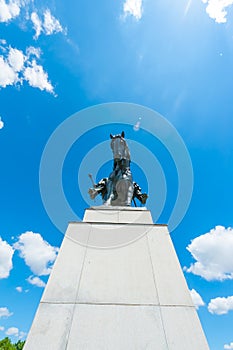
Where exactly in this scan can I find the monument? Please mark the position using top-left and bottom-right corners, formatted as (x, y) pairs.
(24, 133), (209, 349)
(88, 131), (148, 206)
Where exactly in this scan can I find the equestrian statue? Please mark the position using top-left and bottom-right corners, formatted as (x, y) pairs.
(88, 131), (148, 207)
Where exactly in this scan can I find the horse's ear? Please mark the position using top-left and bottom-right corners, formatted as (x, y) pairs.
(110, 134), (113, 139)
(121, 131), (125, 138)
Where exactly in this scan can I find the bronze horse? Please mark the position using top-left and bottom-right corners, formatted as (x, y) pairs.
(88, 132), (148, 206)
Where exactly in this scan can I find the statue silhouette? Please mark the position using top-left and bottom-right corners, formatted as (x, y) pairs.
(88, 132), (148, 206)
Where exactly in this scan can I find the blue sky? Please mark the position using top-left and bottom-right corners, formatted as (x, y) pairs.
(0, 0), (233, 348)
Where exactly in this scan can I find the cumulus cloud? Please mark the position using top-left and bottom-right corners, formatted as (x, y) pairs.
(15, 286), (22, 293)
(5, 327), (19, 336)
(224, 342), (233, 349)
(190, 289), (205, 309)
(43, 9), (63, 35)
(31, 12), (42, 39)
(202, 0), (233, 23)
(208, 295), (233, 315)
(26, 46), (41, 58)
(0, 41), (54, 93)
(0, 55), (18, 87)
(0, 307), (13, 318)
(0, 117), (4, 129)
(5, 327), (26, 339)
(0, 326), (4, 331)
(185, 226), (233, 281)
(123, 0), (143, 20)
(0, 237), (14, 279)
(24, 59), (54, 93)
(27, 275), (46, 288)
(0, 0), (65, 39)
(8, 47), (25, 72)
(31, 9), (63, 39)
(0, 0), (21, 23)
(0, 38), (6, 46)
(14, 231), (59, 276)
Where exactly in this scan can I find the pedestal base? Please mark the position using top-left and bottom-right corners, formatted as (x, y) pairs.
(24, 207), (209, 349)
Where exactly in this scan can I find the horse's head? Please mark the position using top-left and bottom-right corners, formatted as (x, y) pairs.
(110, 131), (130, 161)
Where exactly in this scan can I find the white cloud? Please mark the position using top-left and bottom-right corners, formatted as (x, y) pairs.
(0, 0), (65, 45)
(43, 9), (63, 35)
(31, 9), (63, 39)
(0, 326), (4, 331)
(14, 231), (59, 276)
(224, 342), (233, 349)
(0, 0), (65, 38)
(0, 41), (55, 93)
(0, 117), (4, 129)
(16, 286), (22, 292)
(26, 46), (41, 59)
(20, 331), (27, 339)
(24, 59), (54, 93)
(202, 0), (233, 23)
(123, 0), (143, 20)
(185, 226), (233, 281)
(0, 307), (13, 318)
(0, 0), (21, 23)
(0, 55), (18, 87)
(8, 47), (25, 72)
(208, 295), (233, 315)
(31, 12), (42, 39)
(0, 237), (14, 279)
(190, 289), (205, 309)
(5, 327), (19, 336)
(0, 46), (25, 87)
(5, 327), (26, 339)
(19, 331), (27, 339)
(27, 275), (46, 288)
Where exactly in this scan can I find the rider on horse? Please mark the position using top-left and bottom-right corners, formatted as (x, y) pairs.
(88, 132), (148, 206)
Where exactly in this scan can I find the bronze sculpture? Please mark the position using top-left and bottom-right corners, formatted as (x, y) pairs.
(88, 132), (148, 206)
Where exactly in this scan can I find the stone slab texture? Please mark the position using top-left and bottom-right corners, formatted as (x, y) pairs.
(24, 207), (209, 350)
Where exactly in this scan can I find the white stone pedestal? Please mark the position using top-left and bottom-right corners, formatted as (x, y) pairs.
(24, 207), (209, 349)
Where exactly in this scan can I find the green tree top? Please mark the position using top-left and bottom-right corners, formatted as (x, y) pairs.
(0, 338), (25, 350)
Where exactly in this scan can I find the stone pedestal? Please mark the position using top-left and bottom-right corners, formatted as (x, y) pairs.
(24, 207), (209, 349)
